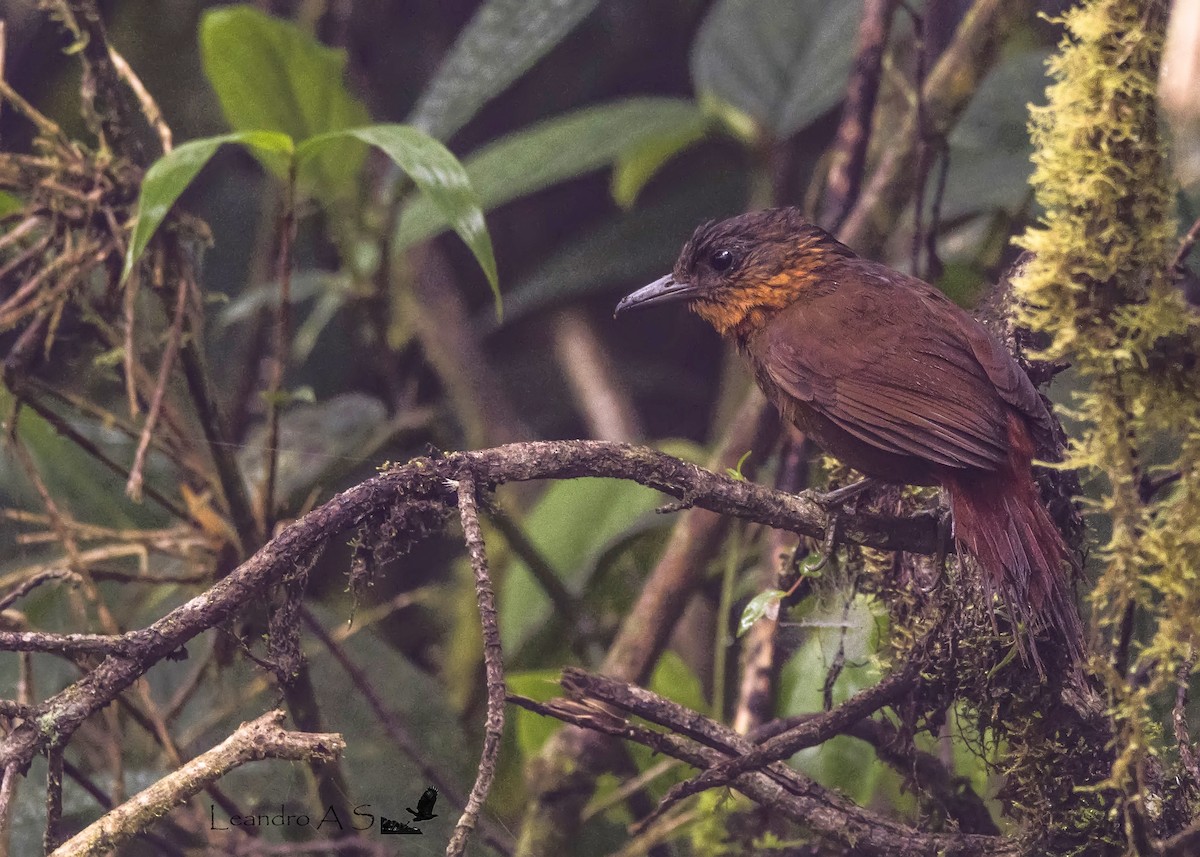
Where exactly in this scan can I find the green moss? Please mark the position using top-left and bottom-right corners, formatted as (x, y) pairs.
(1010, 0), (1200, 846)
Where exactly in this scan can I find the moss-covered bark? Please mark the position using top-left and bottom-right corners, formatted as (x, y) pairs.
(1013, 0), (1200, 842)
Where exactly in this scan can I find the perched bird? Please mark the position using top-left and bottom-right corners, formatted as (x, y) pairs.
(616, 207), (1082, 666)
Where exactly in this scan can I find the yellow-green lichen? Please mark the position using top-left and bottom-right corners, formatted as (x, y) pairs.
(1012, 0), (1200, 819)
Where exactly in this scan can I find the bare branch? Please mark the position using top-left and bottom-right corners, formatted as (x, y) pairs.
(127, 275), (188, 502)
(509, 680), (1015, 857)
(821, 0), (899, 229)
(447, 472), (507, 857)
(47, 711), (344, 857)
(0, 439), (943, 773)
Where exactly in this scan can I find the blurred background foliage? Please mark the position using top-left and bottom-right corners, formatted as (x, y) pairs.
(0, 0), (1191, 854)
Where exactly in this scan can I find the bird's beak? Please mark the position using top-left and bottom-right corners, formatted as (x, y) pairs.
(614, 274), (700, 317)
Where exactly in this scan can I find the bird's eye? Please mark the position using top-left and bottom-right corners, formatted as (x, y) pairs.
(710, 248), (735, 272)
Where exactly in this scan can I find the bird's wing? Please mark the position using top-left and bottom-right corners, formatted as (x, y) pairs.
(760, 282), (1013, 471)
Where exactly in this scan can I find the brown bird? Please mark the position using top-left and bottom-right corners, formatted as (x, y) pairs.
(616, 207), (1081, 666)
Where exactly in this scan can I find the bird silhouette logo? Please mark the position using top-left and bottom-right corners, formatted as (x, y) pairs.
(407, 787), (438, 822)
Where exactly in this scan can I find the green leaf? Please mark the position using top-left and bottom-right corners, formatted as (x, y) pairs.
(942, 49), (1050, 220)
(0, 191), (23, 218)
(123, 131), (295, 281)
(199, 5), (369, 198)
(495, 170), (746, 326)
(409, 0), (599, 141)
(299, 125), (499, 311)
(508, 670), (563, 758)
(738, 589), (785, 637)
(725, 449), (753, 482)
(690, 0), (863, 138)
(499, 477), (665, 651)
(396, 98), (708, 252)
(611, 111), (711, 209)
(650, 651), (707, 712)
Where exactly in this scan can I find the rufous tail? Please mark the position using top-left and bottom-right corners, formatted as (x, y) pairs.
(942, 413), (1084, 671)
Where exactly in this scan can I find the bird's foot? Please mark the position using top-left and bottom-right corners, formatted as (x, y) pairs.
(799, 507), (844, 579)
(804, 477), (879, 511)
(934, 506), (954, 571)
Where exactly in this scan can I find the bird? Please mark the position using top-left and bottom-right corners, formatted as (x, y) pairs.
(615, 207), (1082, 668)
(406, 787), (438, 822)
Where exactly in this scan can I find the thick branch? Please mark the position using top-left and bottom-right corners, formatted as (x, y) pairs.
(0, 441), (941, 775)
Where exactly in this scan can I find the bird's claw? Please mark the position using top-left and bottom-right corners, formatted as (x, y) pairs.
(803, 477), (878, 511)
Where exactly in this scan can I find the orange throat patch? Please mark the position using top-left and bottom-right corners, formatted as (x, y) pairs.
(689, 272), (811, 341)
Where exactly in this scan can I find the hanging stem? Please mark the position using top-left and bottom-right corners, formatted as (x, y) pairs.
(261, 165), (297, 536)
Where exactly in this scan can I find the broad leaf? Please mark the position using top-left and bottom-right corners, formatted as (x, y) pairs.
(942, 50), (1050, 219)
(409, 0), (599, 141)
(508, 670), (564, 758)
(396, 98), (708, 251)
(123, 131), (294, 281)
(691, 0), (863, 138)
(495, 172), (746, 326)
(738, 589), (785, 637)
(499, 477), (665, 651)
(199, 5), (369, 199)
(611, 113), (711, 209)
(299, 125), (499, 309)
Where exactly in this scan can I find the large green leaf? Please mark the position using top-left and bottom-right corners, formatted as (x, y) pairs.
(396, 98), (709, 252)
(409, 0), (599, 141)
(199, 5), (369, 199)
(508, 670), (564, 759)
(690, 0), (863, 138)
(122, 131), (294, 281)
(498, 478), (665, 651)
(777, 594), (890, 806)
(941, 49), (1050, 220)
(237, 393), (387, 508)
(495, 170), (747, 326)
(299, 125), (499, 307)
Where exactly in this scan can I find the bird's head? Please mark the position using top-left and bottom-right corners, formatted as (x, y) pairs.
(615, 207), (854, 340)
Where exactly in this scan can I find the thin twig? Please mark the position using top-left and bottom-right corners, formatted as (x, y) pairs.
(821, 0), (898, 229)
(625, 655), (920, 833)
(262, 170), (297, 534)
(1171, 214), (1200, 273)
(508, 689), (1013, 857)
(47, 711), (344, 857)
(106, 45), (172, 154)
(447, 473), (507, 857)
(127, 274), (188, 502)
(0, 569), (81, 611)
(299, 607), (515, 856)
